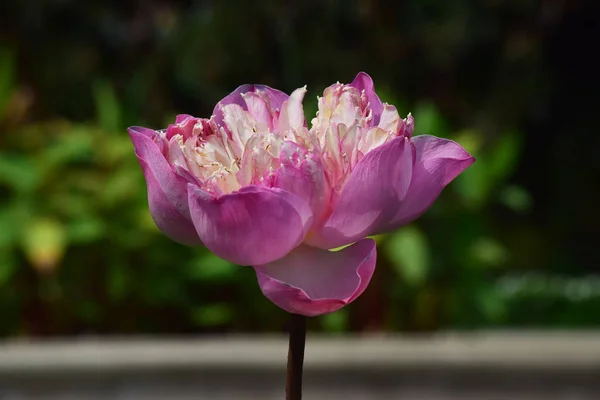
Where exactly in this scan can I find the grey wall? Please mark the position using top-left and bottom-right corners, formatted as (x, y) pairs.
(1, 332), (599, 399)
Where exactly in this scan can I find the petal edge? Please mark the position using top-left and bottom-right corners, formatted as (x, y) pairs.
(254, 239), (376, 316)
(316, 136), (413, 249)
(188, 185), (313, 266)
(128, 127), (201, 246)
(386, 135), (475, 230)
(349, 72), (384, 126)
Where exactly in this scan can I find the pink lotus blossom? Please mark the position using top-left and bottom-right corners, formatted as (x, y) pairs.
(129, 73), (474, 316)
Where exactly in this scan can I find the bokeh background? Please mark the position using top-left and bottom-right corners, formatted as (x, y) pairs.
(0, 0), (598, 337)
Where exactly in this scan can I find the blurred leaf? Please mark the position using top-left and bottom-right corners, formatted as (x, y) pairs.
(43, 127), (94, 166)
(471, 237), (509, 267)
(0, 153), (39, 193)
(67, 216), (105, 243)
(98, 134), (138, 166)
(192, 303), (233, 326)
(0, 248), (16, 286)
(0, 46), (15, 115)
(303, 89), (318, 128)
(21, 218), (67, 274)
(0, 213), (15, 247)
(77, 301), (103, 324)
(452, 130), (484, 155)
(107, 260), (129, 301)
(384, 226), (430, 286)
(50, 188), (95, 219)
(0, 203), (29, 247)
(487, 131), (522, 182)
(500, 185), (533, 213)
(451, 130), (487, 206)
(188, 251), (237, 282)
(475, 284), (507, 323)
(454, 131), (522, 209)
(94, 80), (122, 132)
(137, 209), (160, 232)
(374, 85), (408, 113)
(454, 159), (491, 208)
(101, 169), (141, 206)
(413, 102), (448, 136)
(321, 308), (348, 333)
(413, 287), (438, 329)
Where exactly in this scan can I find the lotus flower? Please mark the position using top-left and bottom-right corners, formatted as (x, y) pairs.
(128, 73), (474, 316)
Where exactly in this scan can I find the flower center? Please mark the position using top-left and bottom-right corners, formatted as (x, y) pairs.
(162, 83), (412, 197)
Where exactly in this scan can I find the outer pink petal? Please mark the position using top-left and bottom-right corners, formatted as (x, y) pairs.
(187, 185), (313, 266)
(316, 136), (414, 249)
(386, 135), (475, 230)
(128, 127), (202, 246)
(213, 84), (289, 126)
(254, 239), (376, 316)
(349, 72), (384, 126)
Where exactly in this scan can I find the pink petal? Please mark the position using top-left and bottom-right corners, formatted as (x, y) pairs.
(317, 136), (414, 249)
(254, 85), (289, 112)
(274, 163), (313, 204)
(175, 114), (194, 123)
(254, 239), (376, 316)
(400, 114), (415, 138)
(166, 115), (199, 140)
(187, 185), (313, 266)
(275, 142), (331, 230)
(277, 87), (307, 133)
(241, 92), (273, 129)
(349, 72), (384, 126)
(213, 84), (289, 126)
(387, 135), (475, 229)
(128, 127), (202, 246)
(378, 104), (400, 132)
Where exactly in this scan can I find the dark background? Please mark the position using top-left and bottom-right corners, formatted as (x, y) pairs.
(0, 0), (598, 337)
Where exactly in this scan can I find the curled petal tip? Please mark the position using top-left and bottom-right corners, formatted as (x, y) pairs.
(128, 126), (202, 246)
(128, 126), (156, 139)
(386, 135), (475, 229)
(213, 84), (289, 126)
(349, 72), (384, 125)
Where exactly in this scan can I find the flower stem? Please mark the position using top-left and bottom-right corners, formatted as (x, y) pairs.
(286, 313), (306, 400)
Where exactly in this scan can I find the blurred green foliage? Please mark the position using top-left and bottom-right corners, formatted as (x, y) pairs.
(0, 0), (598, 336)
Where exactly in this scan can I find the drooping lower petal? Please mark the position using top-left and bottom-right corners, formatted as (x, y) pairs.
(316, 136), (414, 249)
(254, 239), (376, 316)
(128, 127), (202, 246)
(187, 185), (313, 266)
(386, 135), (475, 229)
